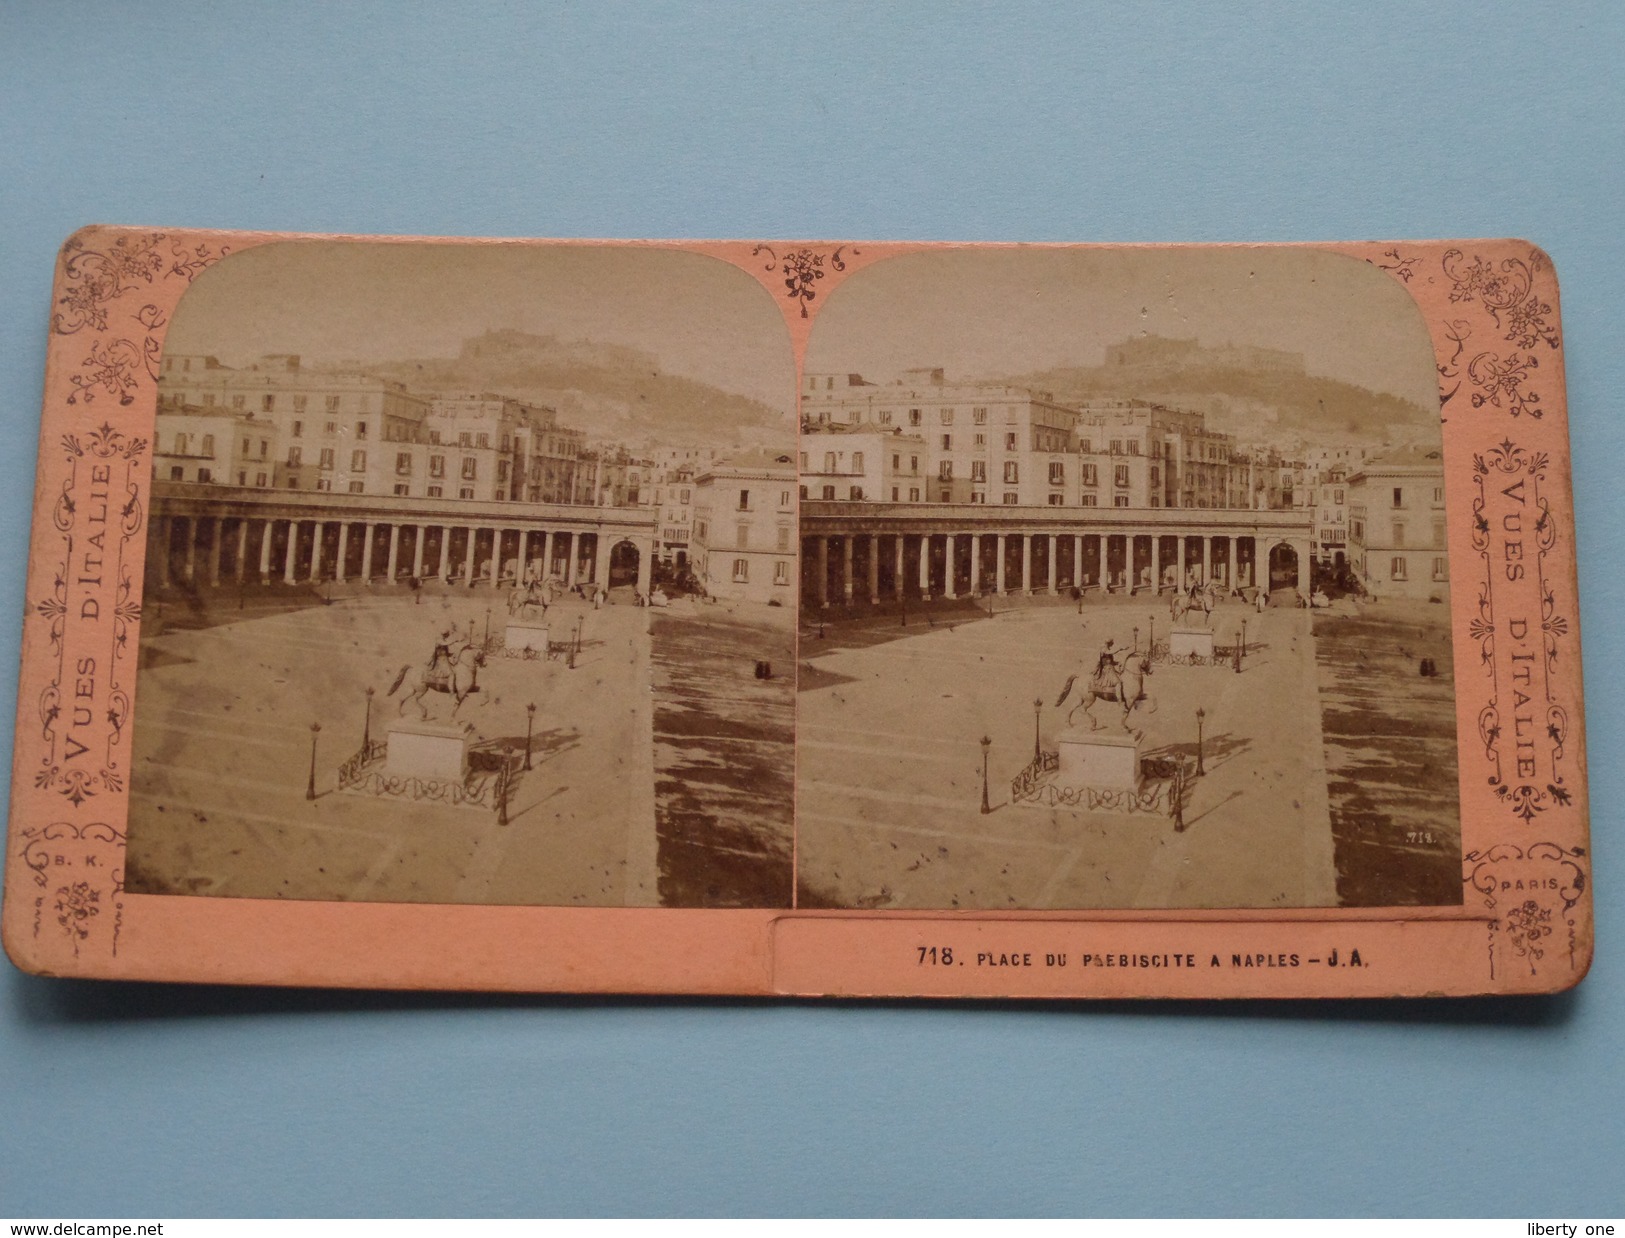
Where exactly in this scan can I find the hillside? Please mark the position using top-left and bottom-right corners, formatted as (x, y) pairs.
(333, 329), (790, 450)
(992, 361), (1440, 447)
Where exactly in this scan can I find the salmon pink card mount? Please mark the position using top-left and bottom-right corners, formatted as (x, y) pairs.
(2, 229), (1591, 998)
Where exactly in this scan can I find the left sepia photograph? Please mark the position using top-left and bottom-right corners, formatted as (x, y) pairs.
(123, 241), (799, 908)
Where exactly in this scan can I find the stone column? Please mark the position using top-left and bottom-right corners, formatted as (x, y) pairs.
(592, 535), (608, 587)
(1097, 534), (1108, 589)
(436, 526), (450, 580)
(1296, 538), (1312, 595)
(942, 534), (958, 600)
(1201, 536), (1211, 584)
(1151, 534), (1162, 594)
(283, 520), (299, 585)
(893, 536), (905, 601)
(387, 525), (401, 582)
(234, 520), (249, 584)
(310, 521), (325, 581)
(867, 534), (881, 604)
(969, 534), (981, 595)
(1021, 534), (1033, 595)
(258, 519), (273, 584)
(816, 536), (829, 608)
(564, 532), (579, 586)
(637, 540), (653, 594)
(842, 536), (855, 603)
(995, 535), (1007, 594)
(918, 534), (931, 600)
(1047, 533), (1059, 594)
(463, 526), (477, 585)
(541, 530), (553, 579)
(1178, 536), (1188, 589)
(183, 518), (199, 584)
(154, 517), (172, 588)
(517, 530), (530, 579)
(335, 523), (350, 583)
(1215, 535), (1229, 588)
(362, 522), (376, 582)
(1073, 534), (1084, 588)
(206, 518), (223, 587)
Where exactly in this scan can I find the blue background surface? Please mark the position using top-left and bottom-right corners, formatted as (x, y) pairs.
(2, 1), (1622, 1218)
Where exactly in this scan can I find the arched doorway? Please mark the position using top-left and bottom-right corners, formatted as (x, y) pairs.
(609, 538), (641, 589)
(1268, 541), (1299, 592)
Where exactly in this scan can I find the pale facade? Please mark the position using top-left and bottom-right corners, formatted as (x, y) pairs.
(692, 452), (797, 603)
(1348, 448), (1449, 599)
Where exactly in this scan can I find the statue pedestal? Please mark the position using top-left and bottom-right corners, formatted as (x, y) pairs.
(385, 721), (470, 783)
(505, 619), (550, 656)
(1170, 627), (1215, 659)
(1056, 728), (1142, 793)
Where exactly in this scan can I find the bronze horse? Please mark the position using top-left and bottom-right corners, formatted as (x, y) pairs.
(388, 644), (487, 722)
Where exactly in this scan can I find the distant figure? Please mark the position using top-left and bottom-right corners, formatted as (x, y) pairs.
(1254, 589), (1268, 614)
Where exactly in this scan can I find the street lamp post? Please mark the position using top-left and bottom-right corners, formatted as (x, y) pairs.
(1033, 697), (1043, 763)
(363, 687), (374, 750)
(1195, 707), (1207, 777)
(305, 722), (321, 800)
(524, 703), (535, 771)
(1240, 618), (1248, 659)
(980, 736), (992, 815)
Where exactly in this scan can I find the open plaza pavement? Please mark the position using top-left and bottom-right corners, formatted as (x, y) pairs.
(796, 591), (1460, 911)
(125, 583), (795, 908)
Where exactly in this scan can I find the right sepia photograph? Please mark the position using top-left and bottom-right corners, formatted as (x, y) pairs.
(795, 246), (1461, 911)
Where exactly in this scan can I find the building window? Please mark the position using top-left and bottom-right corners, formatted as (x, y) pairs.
(459, 486), (475, 500)
(849, 486), (864, 499)
(1128, 440), (1140, 455)
(262, 395), (275, 412)
(974, 433), (986, 447)
(1432, 556), (1448, 582)
(941, 434), (952, 451)
(197, 468), (212, 483)
(735, 524), (750, 550)
(738, 489), (751, 511)
(1002, 492), (1018, 505)
(1391, 556), (1408, 581)
(255, 472), (268, 488)
(461, 458), (477, 480)
(1082, 464), (1098, 486)
(477, 432), (490, 449)
(822, 485), (835, 500)
(200, 434), (215, 455)
(393, 483), (410, 496)
(939, 461), (954, 481)
(851, 452), (864, 471)
(877, 410), (892, 425)
(909, 487), (920, 502)
(910, 456), (919, 473)
(1114, 464), (1130, 487)
(971, 492), (985, 503)
(325, 420), (337, 435)
(971, 461), (987, 483)
(230, 395), (245, 409)
(774, 561), (790, 585)
(356, 421), (368, 439)
(351, 449), (366, 471)
(1047, 493), (1063, 506)
(1393, 522), (1406, 548)
(348, 481), (364, 494)
(427, 485), (443, 497)
(732, 559), (749, 583)
(428, 455), (445, 478)
(1082, 494), (1098, 507)
(1004, 432), (1017, 450)
(325, 396), (340, 412)
(973, 407), (987, 424)
(288, 445), (303, 467)
(1003, 461), (1019, 484)
(1111, 439), (1123, 455)
(1392, 487), (1404, 508)
(777, 527), (791, 550)
(396, 452), (412, 475)
(1048, 461), (1064, 486)
(1433, 486), (1445, 505)
(908, 409), (921, 426)
(318, 447), (336, 470)
(799, 484), (808, 500)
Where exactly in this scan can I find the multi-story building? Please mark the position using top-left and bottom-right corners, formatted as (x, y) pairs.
(155, 355), (600, 507)
(1348, 447), (1449, 599)
(798, 426), (929, 503)
(1311, 466), (1350, 565)
(152, 406), (266, 487)
(691, 451), (797, 603)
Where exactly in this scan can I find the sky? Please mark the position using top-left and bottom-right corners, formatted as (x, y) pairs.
(164, 241), (800, 415)
(803, 245), (1441, 409)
